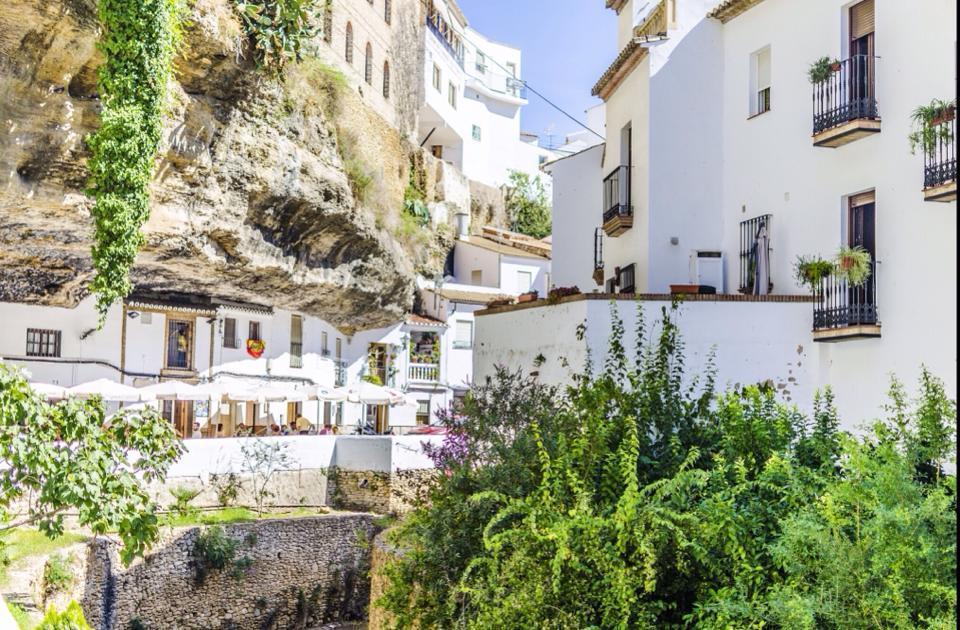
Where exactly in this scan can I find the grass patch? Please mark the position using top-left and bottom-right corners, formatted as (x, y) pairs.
(160, 506), (330, 528)
(7, 601), (32, 629)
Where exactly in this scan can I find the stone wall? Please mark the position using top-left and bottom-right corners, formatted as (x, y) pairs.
(82, 514), (380, 630)
(367, 532), (405, 630)
(469, 180), (509, 233)
(328, 468), (437, 515)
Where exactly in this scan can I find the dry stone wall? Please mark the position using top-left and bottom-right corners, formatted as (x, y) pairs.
(82, 514), (380, 630)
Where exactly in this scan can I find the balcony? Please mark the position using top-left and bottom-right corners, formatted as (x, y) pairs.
(426, 10), (464, 67)
(593, 227), (604, 285)
(812, 266), (880, 342)
(812, 55), (880, 147)
(922, 110), (957, 202)
(602, 165), (632, 237)
(408, 363), (440, 383)
(334, 361), (347, 387)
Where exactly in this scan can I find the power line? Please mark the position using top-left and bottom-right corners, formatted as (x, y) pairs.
(521, 81), (605, 142)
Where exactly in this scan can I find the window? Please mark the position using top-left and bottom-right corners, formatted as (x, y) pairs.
(364, 43), (373, 84)
(223, 317), (238, 348)
(384, 0), (391, 24)
(248, 321), (261, 341)
(448, 81), (457, 109)
(335, 337), (342, 359)
(517, 270), (533, 293)
(416, 400), (430, 426)
(506, 61), (517, 77)
(475, 51), (486, 72)
(453, 320), (473, 349)
(617, 264), (636, 294)
(470, 269), (482, 285)
(25, 328), (61, 357)
(750, 47), (771, 116)
(290, 315), (303, 368)
(431, 145), (443, 159)
(322, 331), (329, 356)
(166, 320), (193, 370)
(538, 154), (548, 166)
(383, 61), (390, 98)
(471, 124), (481, 141)
(345, 22), (353, 64)
(323, 3), (333, 43)
(739, 215), (772, 293)
(432, 64), (441, 91)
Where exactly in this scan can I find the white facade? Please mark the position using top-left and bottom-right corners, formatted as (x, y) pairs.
(419, 0), (555, 189)
(478, 0), (957, 428)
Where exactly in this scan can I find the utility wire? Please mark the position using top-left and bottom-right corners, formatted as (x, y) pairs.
(521, 81), (605, 142)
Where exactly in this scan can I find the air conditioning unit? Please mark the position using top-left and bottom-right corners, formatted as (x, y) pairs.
(690, 250), (724, 293)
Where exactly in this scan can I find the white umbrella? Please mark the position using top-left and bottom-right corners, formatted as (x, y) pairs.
(142, 380), (208, 401)
(29, 382), (67, 400)
(315, 385), (348, 402)
(225, 382), (309, 404)
(67, 379), (155, 403)
(335, 382), (406, 405)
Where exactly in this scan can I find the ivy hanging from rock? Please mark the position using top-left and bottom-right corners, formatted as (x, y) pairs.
(86, 0), (183, 323)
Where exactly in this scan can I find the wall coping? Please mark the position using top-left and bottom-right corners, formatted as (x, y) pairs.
(476, 292), (817, 316)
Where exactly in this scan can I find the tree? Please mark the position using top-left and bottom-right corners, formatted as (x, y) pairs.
(504, 170), (551, 239)
(0, 365), (184, 564)
(240, 439), (293, 515)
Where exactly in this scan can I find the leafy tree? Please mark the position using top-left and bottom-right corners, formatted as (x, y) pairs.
(37, 601), (92, 630)
(504, 170), (551, 239)
(0, 365), (184, 564)
(378, 302), (957, 629)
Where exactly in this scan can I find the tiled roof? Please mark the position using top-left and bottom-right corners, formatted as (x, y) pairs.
(708, 0), (767, 23)
(591, 40), (648, 100)
(405, 314), (447, 328)
(463, 235), (550, 260)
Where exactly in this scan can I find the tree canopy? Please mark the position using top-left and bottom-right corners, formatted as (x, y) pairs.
(504, 169), (551, 239)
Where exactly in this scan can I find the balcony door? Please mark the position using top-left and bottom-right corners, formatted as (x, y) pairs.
(847, 192), (877, 319)
(849, 0), (875, 109)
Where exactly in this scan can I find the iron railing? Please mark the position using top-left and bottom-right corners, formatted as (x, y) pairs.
(426, 12), (464, 67)
(408, 363), (440, 382)
(813, 263), (879, 331)
(602, 165), (631, 223)
(739, 214), (772, 293)
(289, 342), (303, 368)
(594, 228), (604, 270)
(335, 361), (347, 387)
(812, 55), (879, 135)
(924, 113), (957, 189)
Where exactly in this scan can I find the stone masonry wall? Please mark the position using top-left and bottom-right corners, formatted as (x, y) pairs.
(81, 514), (380, 630)
(328, 468), (438, 515)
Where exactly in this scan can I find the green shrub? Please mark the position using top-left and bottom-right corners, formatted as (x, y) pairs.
(232, 0), (320, 73)
(42, 553), (75, 601)
(191, 526), (252, 585)
(37, 601), (91, 630)
(212, 473), (242, 508)
(169, 486), (202, 518)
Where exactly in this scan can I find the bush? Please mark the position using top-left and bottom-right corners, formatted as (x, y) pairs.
(212, 473), (242, 508)
(191, 526), (253, 585)
(169, 486), (202, 518)
(37, 601), (91, 630)
(233, 0), (320, 73)
(42, 553), (75, 601)
(379, 302), (957, 629)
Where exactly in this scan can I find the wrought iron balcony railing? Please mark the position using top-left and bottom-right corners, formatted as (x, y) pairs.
(812, 55), (879, 135)
(924, 113), (957, 190)
(289, 342), (303, 368)
(812, 264), (879, 334)
(602, 165), (632, 223)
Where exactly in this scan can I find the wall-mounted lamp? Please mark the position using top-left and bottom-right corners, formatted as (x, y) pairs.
(670, 236), (679, 246)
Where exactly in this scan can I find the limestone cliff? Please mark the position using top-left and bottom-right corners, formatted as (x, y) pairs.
(0, 0), (452, 333)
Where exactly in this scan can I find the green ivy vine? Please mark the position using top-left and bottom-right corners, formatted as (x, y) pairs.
(86, 0), (184, 322)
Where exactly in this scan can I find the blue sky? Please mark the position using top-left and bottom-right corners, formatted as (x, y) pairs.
(457, 0), (615, 147)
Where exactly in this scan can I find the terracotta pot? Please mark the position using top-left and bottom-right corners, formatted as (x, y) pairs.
(931, 106), (956, 126)
(838, 257), (855, 271)
(517, 291), (538, 303)
(670, 284), (700, 294)
(829, 62), (841, 72)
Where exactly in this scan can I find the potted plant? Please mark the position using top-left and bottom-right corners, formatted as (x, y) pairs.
(793, 254), (835, 292)
(908, 98), (956, 155)
(547, 286), (581, 304)
(833, 246), (871, 286)
(807, 56), (840, 84)
(517, 290), (539, 303)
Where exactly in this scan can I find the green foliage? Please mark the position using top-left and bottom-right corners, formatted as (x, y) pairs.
(793, 254), (835, 292)
(834, 245), (872, 286)
(504, 170), (551, 239)
(7, 601), (31, 629)
(42, 553), (76, 601)
(362, 373), (383, 386)
(908, 98), (956, 155)
(37, 601), (91, 630)
(239, 440), (293, 516)
(86, 0), (185, 322)
(807, 56), (839, 83)
(233, 0), (320, 73)
(127, 619), (148, 630)
(0, 365), (184, 565)
(211, 473), (242, 508)
(169, 486), (202, 518)
(191, 525), (253, 585)
(378, 304), (957, 629)
(335, 128), (374, 203)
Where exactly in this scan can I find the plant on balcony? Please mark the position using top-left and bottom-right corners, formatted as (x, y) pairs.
(547, 286), (581, 304)
(517, 291), (539, 303)
(834, 246), (872, 286)
(793, 255), (835, 292)
(362, 373), (383, 385)
(807, 56), (839, 83)
(908, 98), (956, 155)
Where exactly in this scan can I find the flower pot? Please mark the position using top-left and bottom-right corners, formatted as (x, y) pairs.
(931, 106), (956, 126)
(838, 257), (855, 271)
(517, 291), (539, 303)
(670, 284), (700, 294)
(829, 62), (841, 72)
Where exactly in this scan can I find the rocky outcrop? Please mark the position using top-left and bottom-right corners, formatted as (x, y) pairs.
(0, 0), (447, 333)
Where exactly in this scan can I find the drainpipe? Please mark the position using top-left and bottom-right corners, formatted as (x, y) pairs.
(119, 304), (127, 384)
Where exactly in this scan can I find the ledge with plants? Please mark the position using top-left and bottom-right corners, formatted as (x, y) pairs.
(908, 97), (956, 155)
(807, 56), (841, 84)
(794, 246), (872, 293)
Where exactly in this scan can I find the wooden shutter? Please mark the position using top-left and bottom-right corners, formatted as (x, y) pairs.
(850, 0), (875, 39)
(849, 190), (875, 207)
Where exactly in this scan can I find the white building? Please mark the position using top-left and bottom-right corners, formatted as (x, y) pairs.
(476, 0), (957, 428)
(419, 0), (556, 188)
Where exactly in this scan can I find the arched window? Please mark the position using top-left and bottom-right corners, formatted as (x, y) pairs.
(364, 43), (373, 84)
(345, 22), (353, 64)
(323, 3), (333, 43)
(383, 61), (390, 99)
(384, 0), (392, 24)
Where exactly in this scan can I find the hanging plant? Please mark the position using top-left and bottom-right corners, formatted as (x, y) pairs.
(807, 56), (839, 84)
(908, 98), (956, 155)
(246, 338), (266, 358)
(834, 246), (872, 286)
(87, 0), (185, 324)
(793, 255), (835, 292)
